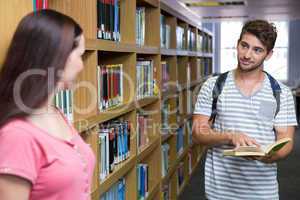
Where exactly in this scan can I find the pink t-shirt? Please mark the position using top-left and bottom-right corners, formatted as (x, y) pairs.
(0, 118), (95, 200)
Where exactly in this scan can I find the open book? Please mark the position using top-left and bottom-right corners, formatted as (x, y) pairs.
(223, 137), (291, 157)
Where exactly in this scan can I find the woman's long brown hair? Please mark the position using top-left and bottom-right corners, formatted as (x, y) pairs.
(0, 9), (82, 127)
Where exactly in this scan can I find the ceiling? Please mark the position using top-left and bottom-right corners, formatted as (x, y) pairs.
(175, 0), (300, 21)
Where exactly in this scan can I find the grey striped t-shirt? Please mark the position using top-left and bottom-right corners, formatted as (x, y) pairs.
(194, 70), (297, 200)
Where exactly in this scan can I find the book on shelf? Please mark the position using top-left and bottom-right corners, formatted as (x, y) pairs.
(177, 161), (184, 194)
(99, 120), (131, 182)
(97, 0), (120, 41)
(161, 102), (171, 134)
(137, 112), (150, 152)
(187, 28), (196, 51)
(54, 90), (73, 122)
(160, 14), (171, 49)
(176, 127), (184, 156)
(176, 26), (185, 50)
(223, 137), (291, 157)
(97, 64), (123, 111)
(137, 163), (149, 200)
(136, 7), (145, 46)
(161, 143), (170, 178)
(161, 61), (170, 92)
(188, 150), (192, 175)
(196, 32), (203, 52)
(100, 178), (126, 200)
(136, 59), (154, 99)
(162, 183), (171, 200)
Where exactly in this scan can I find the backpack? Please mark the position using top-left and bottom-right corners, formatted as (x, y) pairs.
(209, 71), (281, 125)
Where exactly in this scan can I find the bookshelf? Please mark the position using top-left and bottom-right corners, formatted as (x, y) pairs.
(0, 0), (213, 199)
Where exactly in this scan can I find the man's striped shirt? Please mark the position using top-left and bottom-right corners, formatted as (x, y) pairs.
(194, 70), (297, 200)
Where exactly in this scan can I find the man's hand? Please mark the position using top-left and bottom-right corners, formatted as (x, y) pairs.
(229, 132), (260, 148)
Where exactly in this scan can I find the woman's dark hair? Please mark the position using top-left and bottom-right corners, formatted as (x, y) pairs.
(0, 9), (82, 127)
(238, 19), (277, 53)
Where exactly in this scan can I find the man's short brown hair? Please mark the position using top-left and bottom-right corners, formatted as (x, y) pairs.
(239, 20), (277, 53)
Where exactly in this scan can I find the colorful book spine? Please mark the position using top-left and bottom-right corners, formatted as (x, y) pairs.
(99, 120), (131, 182)
(100, 178), (125, 200)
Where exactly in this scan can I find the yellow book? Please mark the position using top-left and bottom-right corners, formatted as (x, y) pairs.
(223, 137), (291, 157)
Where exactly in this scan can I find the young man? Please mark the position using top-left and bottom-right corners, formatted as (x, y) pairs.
(193, 20), (297, 199)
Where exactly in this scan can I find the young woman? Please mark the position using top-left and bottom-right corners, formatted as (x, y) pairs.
(0, 9), (95, 200)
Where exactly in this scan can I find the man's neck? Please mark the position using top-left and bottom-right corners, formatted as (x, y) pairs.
(235, 67), (264, 84)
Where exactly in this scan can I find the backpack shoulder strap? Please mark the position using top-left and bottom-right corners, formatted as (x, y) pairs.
(209, 71), (229, 124)
(263, 70), (282, 117)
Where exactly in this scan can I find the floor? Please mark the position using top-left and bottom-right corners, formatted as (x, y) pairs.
(179, 128), (300, 200)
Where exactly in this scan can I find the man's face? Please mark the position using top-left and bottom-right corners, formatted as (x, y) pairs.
(237, 33), (272, 72)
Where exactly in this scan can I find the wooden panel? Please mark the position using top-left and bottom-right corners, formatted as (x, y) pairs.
(0, 1), (32, 66)
(73, 51), (98, 122)
(145, 7), (160, 46)
(120, 0), (136, 43)
(49, 0), (97, 39)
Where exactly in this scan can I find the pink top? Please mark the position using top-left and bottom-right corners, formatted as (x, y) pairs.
(0, 118), (95, 200)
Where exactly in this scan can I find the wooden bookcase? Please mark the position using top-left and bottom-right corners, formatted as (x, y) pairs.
(0, 0), (213, 199)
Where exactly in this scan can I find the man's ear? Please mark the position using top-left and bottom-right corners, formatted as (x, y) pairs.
(265, 50), (273, 61)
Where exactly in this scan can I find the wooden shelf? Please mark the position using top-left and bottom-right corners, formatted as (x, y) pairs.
(161, 48), (177, 56)
(136, 96), (159, 109)
(86, 39), (136, 53)
(74, 102), (135, 132)
(178, 176), (190, 196)
(137, 0), (159, 8)
(162, 147), (189, 185)
(91, 189), (99, 200)
(161, 132), (173, 143)
(136, 45), (160, 54)
(99, 155), (137, 196)
(145, 181), (161, 200)
(2, 1), (213, 199)
(137, 137), (160, 162)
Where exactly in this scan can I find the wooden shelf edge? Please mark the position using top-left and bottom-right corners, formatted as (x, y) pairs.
(136, 45), (160, 54)
(137, 137), (160, 162)
(136, 96), (159, 109)
(161, 132), (173, 143)
(86, 38), (136, 53)
(99, 155), (137, 196)
(178, 176), (190, 196)
(137, 0), (159, 8)
(162, 147), (189, 185)
(145, 181), (161, 200)
(91, 189), (99, 200)
(74, 102), (135, 133)
(160, 48), (177, 56)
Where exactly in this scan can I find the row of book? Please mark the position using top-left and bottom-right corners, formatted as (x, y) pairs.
(136, 60), (154, 99)
(160, 14), (171, 49)
(97, 64), (123, 111)
(137, 164), (149, 200)
(54, 90), (73, 122)
(33, 0), (48, 11)
(197, 32), (213, 53)
(136, 7), (145, 46)
(161, 143), (170, 178)
(97, 0), (121, 41)
(100, 178), (126, 200)
(99, 121), (131, 182)
(137, 113), (150, 151)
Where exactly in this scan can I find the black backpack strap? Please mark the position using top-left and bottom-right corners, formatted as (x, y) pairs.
(263, 71), (281, 117)
(209, 71), (229, 124)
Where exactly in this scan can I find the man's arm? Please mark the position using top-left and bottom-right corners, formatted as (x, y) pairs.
(256, 126), (295, 163)
(192, 114), (259, 148)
